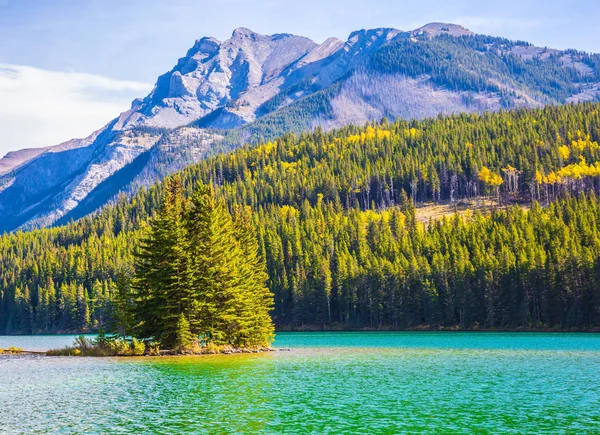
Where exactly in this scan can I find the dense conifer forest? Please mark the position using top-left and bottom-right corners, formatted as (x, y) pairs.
(2, 102), (600, 334)
(371, 34), (600, 103)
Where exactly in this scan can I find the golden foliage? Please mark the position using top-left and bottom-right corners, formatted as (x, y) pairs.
(478, 166), (503, 186)
(558, 145), (570, 160)
(557, 156), (600, 180)
(346, 126), (392, 144)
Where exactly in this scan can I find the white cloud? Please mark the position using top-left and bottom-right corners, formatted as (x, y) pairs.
(0, 64), (152, 157)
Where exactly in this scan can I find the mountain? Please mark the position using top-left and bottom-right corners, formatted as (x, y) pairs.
(1, 23), (599, 232)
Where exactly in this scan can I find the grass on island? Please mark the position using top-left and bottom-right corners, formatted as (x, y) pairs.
(46, 334), (273, 357)
(46, 335), (151, 357)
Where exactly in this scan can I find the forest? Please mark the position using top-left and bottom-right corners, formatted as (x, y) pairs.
(2, 102), (600, 334)
(371, 33), (600, 103)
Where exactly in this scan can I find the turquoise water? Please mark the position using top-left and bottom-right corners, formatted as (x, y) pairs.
(1, 332), (599, 434)
(0, 334), (93, 352)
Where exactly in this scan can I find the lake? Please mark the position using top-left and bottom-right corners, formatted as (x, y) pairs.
(1, 332), (599, 434)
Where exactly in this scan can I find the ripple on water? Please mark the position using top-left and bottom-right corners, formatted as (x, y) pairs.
(1, 333), (600, 434)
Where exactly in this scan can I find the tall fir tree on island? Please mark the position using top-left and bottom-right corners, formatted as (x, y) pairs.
(132, 175), (274, 351)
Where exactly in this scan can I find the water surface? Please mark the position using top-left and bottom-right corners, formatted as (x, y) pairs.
(1, 332), (599, 434)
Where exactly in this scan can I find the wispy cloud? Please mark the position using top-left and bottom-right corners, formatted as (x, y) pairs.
(0, 64), (152, 157)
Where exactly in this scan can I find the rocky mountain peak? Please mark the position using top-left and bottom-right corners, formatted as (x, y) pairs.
(411, 22), (474, 38)
(348, 28), (402, 43)
(231, 27), (259, 38)
(188, 36), (221, 57)
(120, 28), (317, 130)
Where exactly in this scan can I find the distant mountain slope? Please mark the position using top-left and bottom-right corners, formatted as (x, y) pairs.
(1, 23), (599, 232)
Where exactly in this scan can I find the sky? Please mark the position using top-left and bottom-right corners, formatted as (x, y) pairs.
(0, 0), (599, 156)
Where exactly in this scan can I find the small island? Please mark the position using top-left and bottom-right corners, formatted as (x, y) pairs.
(47, 178), (274, 357)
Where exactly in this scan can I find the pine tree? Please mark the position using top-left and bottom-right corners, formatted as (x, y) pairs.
(134, 180), (275, 349)
(133, 175), (192, 348)
(187, 183), (267, 347)
(174, 314), (195, 352)
(232, 205), (275, 347)
(110, 268), (135, 339)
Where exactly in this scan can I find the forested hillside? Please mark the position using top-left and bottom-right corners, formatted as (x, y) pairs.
(371, 34), (600, 104)
(2, 102), (600, 333)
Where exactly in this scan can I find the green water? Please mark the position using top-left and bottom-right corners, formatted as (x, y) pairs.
(1, 333), (599, 434)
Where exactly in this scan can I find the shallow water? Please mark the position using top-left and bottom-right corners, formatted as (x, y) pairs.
(1, 332), (599, 434)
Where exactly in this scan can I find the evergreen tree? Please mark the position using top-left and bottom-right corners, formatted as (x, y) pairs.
(133, 175), (192, 347)
(233, 205), (275, 347)
(110, 267), (135, 339)
(133, 180), (275, 349)
(186, 183), (274, 347)
(174, 314), (194, 352)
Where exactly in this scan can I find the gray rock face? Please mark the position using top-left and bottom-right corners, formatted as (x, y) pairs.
(126, 28), (317, 129)
(411, 22), (474, 38)
(284, 28), (402, 92)
(1, 23), (598, 232)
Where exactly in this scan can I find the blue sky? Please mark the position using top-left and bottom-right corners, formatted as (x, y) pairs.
(0, 0), (599, 155)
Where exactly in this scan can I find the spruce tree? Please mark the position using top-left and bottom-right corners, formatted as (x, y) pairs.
(133, 180), (275, 350)
(232, 205), (275, 347)
(187, 183), (261, 347)
(174, 314), (195, 352)
(133, 175), (193, 348)
(110, 267), (135, 339)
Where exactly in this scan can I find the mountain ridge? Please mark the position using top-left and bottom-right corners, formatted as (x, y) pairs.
(1, 22), (599, 232)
